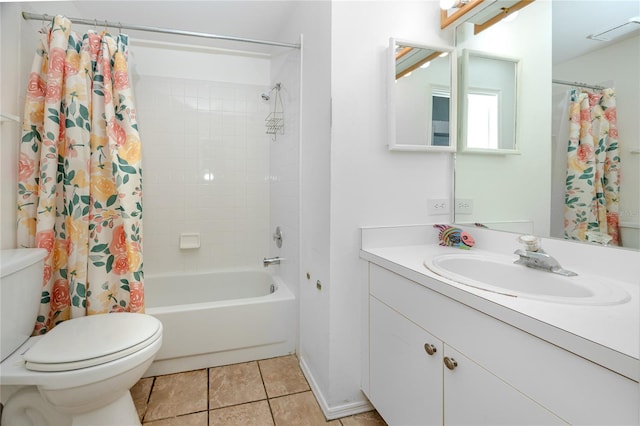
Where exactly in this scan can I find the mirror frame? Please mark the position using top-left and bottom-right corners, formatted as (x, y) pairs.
(459, 48), (521, 155)
(387, 38), (457, 152)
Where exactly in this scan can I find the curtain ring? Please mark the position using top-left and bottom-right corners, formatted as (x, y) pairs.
(40, 13), (50, 35)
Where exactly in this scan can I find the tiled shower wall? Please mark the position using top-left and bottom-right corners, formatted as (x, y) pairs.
(135, 76), (272, 275)
(269, 49), (301, 299)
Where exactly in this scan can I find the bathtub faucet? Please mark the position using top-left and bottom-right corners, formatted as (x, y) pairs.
(263, 257), (284, 267)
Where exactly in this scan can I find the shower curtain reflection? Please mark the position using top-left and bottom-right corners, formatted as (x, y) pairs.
(550, 90), (571, 239)
(563, 88), (620, 245)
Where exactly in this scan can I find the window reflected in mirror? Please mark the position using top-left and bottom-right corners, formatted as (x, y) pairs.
(466, 91), (498, 149)
(431, 88), (451, 147)
(460, 49), (519, 154)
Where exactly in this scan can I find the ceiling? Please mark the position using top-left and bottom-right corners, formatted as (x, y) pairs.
(552, 0), (640, 65)
(22, 1), (301, 54)
(21, 1), (640, 61)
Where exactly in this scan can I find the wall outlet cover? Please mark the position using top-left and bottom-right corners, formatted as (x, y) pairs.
(455, 198), (474, 214)
(428, 199), (450, 215)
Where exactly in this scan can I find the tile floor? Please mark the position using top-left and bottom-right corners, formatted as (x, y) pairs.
(131, 354), (387, 426)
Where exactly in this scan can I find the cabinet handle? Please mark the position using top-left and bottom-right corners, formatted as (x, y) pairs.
(444, 357), (458, 370)
(424, 343), (437, 355)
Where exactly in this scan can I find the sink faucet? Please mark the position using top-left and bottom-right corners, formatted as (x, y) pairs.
(263, 256), (284, 267)
(513, 235), (577, 277)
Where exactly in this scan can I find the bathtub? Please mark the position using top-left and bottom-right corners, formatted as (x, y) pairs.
(143, 270), (296, 377)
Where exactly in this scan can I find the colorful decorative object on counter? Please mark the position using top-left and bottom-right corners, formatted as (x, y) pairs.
(434, 224), (475, 249)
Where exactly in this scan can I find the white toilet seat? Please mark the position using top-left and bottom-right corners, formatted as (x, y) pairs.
(23, 313), (161, 372)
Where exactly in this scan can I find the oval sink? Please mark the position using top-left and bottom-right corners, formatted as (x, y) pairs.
(424, 253), (630, 305)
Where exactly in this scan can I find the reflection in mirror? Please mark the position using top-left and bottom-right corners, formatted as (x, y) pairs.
(387, 38), (456, 152)
(550, 1), (639, 250)
(431, 87), (451, 146)
(454, 0), (639, 250)
(466, 91), (498, 148)
(454, 1), (550, 237)
(460, 49), (519, 154)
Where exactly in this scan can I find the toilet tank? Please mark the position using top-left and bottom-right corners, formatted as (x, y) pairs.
(0, 248), (47, 362)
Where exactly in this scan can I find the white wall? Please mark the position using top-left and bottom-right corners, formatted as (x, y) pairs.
(0, 4), (20, 249)
(327, 0), (454, 414)
(454, 0), (552, 236)
(0, 3), (36, 249)
(283, 0), (334, 409)
(552, 34), (640, 248)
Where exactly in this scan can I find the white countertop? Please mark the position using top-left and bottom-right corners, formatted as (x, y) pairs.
(360, 243), (639, 382)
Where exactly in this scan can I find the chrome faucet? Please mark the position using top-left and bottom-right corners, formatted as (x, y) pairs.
(513, 235), (577, 277)
(263, 256), (283, 267)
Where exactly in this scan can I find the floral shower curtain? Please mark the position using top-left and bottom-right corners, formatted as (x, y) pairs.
(564, 88), (620, 245)
(17, 16), (144, 335)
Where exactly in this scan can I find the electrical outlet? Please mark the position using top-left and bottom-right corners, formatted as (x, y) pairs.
(428, 199), (450, 215)
(455, 198), (474, 214)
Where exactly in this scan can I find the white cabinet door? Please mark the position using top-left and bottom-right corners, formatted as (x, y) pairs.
(370, 297), (443, 426)
(443, 346), (567, 425)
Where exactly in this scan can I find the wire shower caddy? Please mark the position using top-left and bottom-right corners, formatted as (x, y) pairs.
(265, 83), (284, 140)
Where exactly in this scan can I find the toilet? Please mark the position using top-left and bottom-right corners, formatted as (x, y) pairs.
(0, 249), (163, 426)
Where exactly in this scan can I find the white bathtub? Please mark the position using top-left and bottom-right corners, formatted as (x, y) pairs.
(143, 270), (296, 376)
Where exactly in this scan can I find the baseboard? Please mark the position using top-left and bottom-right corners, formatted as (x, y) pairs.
(298, 355), (374, 420)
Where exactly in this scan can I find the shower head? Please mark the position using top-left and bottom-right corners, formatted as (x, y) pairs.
(261, 83), (281, 102)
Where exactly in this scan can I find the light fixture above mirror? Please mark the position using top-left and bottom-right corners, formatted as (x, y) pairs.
(440, 0), (469, 10)
(440, 0), (535, 34)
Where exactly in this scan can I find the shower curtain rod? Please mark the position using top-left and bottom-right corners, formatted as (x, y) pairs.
(552, 79), (605, 91)
(21, 11), (300, 49)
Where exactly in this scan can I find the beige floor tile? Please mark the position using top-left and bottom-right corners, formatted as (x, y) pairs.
(209, 361), (267, 409)
(259, 355), (310, 398)
(339, 411), (387, 426)
(209, 400), (274, 426)
(270, 391), (337, 426)
(145, 369), (208, 421)
(131, 377), (154, 421)
(143, 411), (208, 426)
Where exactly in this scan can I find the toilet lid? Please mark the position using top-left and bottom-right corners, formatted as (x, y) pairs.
(23, 313), (162, 372)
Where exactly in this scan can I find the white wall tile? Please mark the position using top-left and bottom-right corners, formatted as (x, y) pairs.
(138, 71), (271, 275)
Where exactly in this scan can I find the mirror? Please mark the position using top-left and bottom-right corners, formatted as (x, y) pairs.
(454, 0), (640, 250)
(454, 1), (550, 236)
(387, 38), (457, 152)
(460, 49), (519, 154)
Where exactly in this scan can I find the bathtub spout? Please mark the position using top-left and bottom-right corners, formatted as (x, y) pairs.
(263, 257), (284, 267)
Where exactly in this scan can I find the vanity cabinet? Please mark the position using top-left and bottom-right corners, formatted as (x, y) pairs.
(442, 343), (564, 425)
(370, 297), (564, 425)
(366, 263), (639, 425)
(370, 297), (443, 425)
